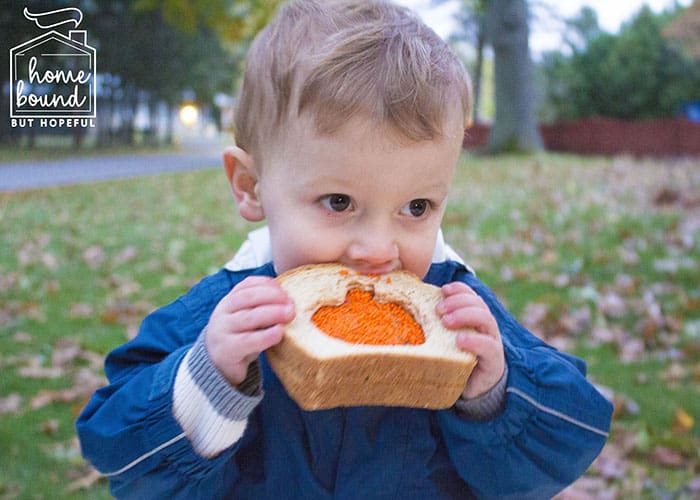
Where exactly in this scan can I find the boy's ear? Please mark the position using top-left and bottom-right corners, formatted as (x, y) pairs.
(223, 146), (265, 222)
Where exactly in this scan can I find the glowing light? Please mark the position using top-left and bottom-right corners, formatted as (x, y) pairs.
(179, 104), (198, 126)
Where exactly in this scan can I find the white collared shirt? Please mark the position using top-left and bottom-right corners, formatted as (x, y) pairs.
(224, 226), (472, 274)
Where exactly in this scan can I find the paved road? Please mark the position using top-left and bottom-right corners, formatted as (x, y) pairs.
(0, 147), (224, 192)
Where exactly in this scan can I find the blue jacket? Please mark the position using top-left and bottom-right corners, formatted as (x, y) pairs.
(77, 260), (612, 499)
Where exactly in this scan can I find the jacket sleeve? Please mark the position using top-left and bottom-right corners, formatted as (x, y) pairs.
(438, 271), (613, 500)
(75, 272), (254, 498)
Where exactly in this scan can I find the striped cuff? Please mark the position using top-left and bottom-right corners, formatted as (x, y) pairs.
(454, 363), (508, 422)
(172, 330), (263, 458)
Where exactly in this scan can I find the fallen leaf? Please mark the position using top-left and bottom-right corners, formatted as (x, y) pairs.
(649, 446), (685, 467)
(653, 186), (681, 205)
(613, 274), (636, 295)
(558, 307), (591, 335)
(18, 356), (64, 379)
(589, 326), (617, 346)
(52, 338), (82, 367)
(40, 419), (60, 435)
(69, 302), (93, 318)
(66, 467), (104, 492)
(662, 362), (688, 384)
(522, 302), (550, 337)
(0, 272), (18, 292)
(12, 331), (33, 343)
(598, 292), (627, 318)
(0, 393), (22, 415)
(82, 245), (106, 269)
(113, 245), (138, 265)
(618, 337), (645, 363)
(593, 453), (628, 480)
(554, 476), (618, 500)
(31, 389), (72, 409)
(673, 408), (694, 434)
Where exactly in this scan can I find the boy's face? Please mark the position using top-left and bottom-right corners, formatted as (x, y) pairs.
(231, 115), (464, 279)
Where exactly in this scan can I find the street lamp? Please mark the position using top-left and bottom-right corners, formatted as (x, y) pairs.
(178, 104), (199, 127)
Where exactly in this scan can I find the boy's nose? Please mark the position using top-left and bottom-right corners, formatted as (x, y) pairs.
(346, 229), (400, 273)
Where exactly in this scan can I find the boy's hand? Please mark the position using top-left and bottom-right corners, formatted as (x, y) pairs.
(437, 282), (505, 399)
(206, 276), (295, 387)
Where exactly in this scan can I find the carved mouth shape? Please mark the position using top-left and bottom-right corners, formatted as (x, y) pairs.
(312, 287), (425, 346)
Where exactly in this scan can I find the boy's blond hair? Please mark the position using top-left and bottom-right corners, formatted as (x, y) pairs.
(234, 0), (472, 164)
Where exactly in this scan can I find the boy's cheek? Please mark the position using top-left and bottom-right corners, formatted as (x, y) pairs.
(269, 228), (337, 274)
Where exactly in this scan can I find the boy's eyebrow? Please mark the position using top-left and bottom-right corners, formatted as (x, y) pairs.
(307, 176), (451, 198)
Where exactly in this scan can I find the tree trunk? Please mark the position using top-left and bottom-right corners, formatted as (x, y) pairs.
(486, 0), (542, 152)
(473, 26), (485, 123)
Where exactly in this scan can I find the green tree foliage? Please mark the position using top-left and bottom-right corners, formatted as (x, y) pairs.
(132, 0), (281, 43)
(450, 0), (489, 122)
(0, 0), (281, 145)
(664, 0), (700, 59)
(541, 5), (700, 121)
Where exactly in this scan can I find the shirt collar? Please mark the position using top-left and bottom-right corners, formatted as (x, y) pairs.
(224, 225), (469, 272)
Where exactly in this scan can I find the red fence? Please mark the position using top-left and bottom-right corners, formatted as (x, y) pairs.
(463, 118), (700, 156)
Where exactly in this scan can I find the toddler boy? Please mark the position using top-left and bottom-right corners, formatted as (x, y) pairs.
(77, 1), (612, 498)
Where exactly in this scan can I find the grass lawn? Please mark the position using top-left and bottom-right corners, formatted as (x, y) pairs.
(0, 153), (698, 498)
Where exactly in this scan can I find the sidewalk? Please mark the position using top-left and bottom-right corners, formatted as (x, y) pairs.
(0, 145), (224, 192)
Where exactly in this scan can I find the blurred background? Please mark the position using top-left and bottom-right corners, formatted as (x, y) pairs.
(1, 1), (699, 499)
(1, 0), (698, 155)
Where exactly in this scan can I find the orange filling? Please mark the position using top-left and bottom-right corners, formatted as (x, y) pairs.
(312, 288), (425, 345)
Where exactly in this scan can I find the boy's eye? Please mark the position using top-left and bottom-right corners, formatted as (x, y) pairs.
(321, 194), (352, 212)
(401, 199), (430, 218)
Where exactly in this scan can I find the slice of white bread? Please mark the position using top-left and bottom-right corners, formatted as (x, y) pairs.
(267, 264), (478, 410)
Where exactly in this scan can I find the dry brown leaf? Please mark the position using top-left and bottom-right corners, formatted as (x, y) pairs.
(0, 393), (22, 415)
(618, 336), (645, 363)
(79, 350), (105, 370)
(590, 326), (617, 346)
(598, 292), (627, 319)
(0, 272), (18, 292)
(40, 418), (60, 435)
(613, 274), (636, 295)
(12, 331), (33, 343)
(114, 245), (138, 265)
(69, 302), (93, 318)
(31, 389), (73, 409)
(18, 356), (64, 379)
(66, 467), (104, 492)
(82, 245), (106, 269)
(558, 307), (591, 335)
(52, 338), (82, 367)
(522, 302), (550, 336)
(554, 476), (618, 500)
(662, 362), (688, 384)
(649, 446), (686, 467)
(591, 446), (629, 479)
(673, 408), (695, 434)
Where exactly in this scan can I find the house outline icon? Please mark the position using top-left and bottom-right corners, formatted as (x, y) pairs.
(10, 29), (97, 119)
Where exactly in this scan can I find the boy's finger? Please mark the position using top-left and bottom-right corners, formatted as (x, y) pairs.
(441, 281), (477, 297)
(230, 325), (286, 359)
(227, 302), (296, 333)
(456, 332), (503, 368)
(437, 292), (487, 316)
(441, 306), (498, 337)
(219, 281), (293, 313)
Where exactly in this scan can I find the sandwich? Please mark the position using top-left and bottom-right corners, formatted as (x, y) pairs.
(267, 264), (477, 410)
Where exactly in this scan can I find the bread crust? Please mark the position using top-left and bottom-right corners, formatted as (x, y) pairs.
(269, 264), (477, 410)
